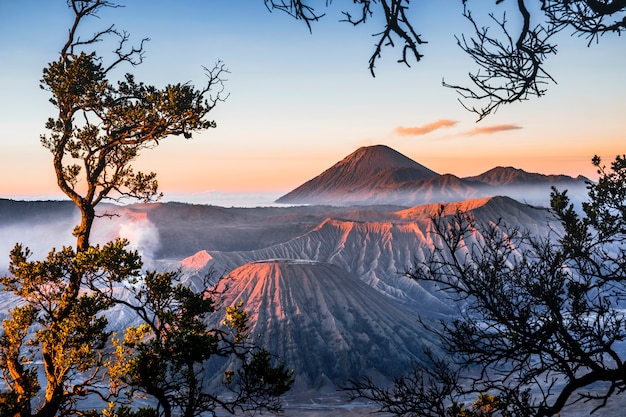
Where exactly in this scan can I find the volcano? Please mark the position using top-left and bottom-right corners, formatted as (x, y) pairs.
(206, 259), (438, 394)
(276, 145), (589, 207)
(276, 145), (440, 205)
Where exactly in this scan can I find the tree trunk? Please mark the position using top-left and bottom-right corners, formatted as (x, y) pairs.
(5, 359), (33, 417)
(38, 348), (65, 417)
(76, 199), (95, 253)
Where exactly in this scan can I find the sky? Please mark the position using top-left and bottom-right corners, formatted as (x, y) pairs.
(0, 1), (624, 203)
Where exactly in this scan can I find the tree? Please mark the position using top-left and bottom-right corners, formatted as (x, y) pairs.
(345, 154), (626, 416)
(40, 0), (226, 252)
(265, 0), (626, 120)
(109, 273), (293, 417)
(1, 240), (143, 416)
(0, 1), (292, 416)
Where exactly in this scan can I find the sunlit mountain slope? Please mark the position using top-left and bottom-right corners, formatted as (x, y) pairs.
(182, 196), (555, 307)
(205, 259), (439, 395)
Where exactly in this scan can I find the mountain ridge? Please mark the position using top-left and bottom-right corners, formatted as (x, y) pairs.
(276, 145), (589, 206)
(180, 196), (554, 305)
(464, 165), (589, 185)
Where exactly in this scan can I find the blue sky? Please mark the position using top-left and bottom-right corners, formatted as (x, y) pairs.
(0, 1), (624, 200)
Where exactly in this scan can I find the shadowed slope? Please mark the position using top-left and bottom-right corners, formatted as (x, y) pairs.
(208, 260), (438, 395)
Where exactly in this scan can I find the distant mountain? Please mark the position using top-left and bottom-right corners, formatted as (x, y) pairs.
(276, 145), (439, 205)
(205, 259), (438, 395)
(464, 166), (587, 186)
(0, 198), (77, 225)
(276, 145), (589, 207)
(462, 166), (590, 206)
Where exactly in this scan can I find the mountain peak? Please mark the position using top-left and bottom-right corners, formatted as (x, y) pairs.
(338, 144), (437, 173)
(276, 145), (439, 205)
(180, 250), (213, 270)
(276, 145), (588, 207)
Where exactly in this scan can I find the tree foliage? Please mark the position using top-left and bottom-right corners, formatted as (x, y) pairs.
(109, 273), (293, 417)
(345, 154), (626, 417)
(0, 1), (292, 416)
(0, 240), (141, 417)
(40, 0), (226, 252)
(266, 0), (626, 120)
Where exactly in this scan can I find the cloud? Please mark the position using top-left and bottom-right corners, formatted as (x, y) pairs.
(462, 124), (523, 136)
(394, 119), (458, 136)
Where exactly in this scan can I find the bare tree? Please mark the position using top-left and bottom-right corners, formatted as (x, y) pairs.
(345, 155), (626, 416)
(265, 0), (626, 120)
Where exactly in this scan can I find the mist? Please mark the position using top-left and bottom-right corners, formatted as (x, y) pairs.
(0, 209), (79, 273)
(161, 191), (289, 208)
(97, 214), (161, 260)
(0, 204), (162, 273)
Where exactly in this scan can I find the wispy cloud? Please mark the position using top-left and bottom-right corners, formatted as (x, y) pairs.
(394, 119), (458, 136)
(462, 124), (523, 136)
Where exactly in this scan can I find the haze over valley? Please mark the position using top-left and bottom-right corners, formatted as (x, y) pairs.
(0, 145), (596, 411)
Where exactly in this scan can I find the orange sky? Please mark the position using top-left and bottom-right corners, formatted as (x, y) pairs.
(0, 2), (623, 200)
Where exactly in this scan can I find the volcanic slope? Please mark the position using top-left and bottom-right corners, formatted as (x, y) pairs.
(276, 145), (589, 206)
(182, 196), (555, 308)
(206, 259), (438, 396)
(276, 144), (441, 205)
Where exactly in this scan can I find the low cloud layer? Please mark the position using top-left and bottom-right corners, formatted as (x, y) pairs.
(395, 119), (458, 136)
(462, 124), (523, 136)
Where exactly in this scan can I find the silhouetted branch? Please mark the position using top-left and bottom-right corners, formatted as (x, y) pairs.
(342, 0), (426, 76)
(264, 0), (326, 30)
(265, 0), (426, 76)
(542, 0), (626, 43)
(444, 1), (559, 121)
(264, 0), (625, 120)
(103, 30), (149, 72)
(63, 1), (121, 56)
(343, 350), (462, 417)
